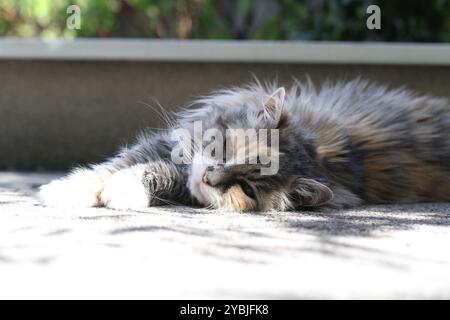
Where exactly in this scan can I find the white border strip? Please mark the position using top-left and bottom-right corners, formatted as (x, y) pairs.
(1, 38), (450, 65)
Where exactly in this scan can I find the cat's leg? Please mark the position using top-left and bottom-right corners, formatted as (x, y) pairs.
(38, 165), (114, 208)
(39, 131), (175, 208)
(38, 151), (142, 208)
(100, 161), (190, 210)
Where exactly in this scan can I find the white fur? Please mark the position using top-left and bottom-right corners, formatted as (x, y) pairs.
(188, 153), (221, 208)
(100, 165), (149, 210)
(38, 169), (104, 208)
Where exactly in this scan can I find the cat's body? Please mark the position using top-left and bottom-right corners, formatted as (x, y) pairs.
(39, 79), (450, 211)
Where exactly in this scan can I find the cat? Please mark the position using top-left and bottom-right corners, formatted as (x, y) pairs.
(39, 78), (450, 212)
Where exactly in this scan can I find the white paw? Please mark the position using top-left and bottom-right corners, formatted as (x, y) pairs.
(38, 169), (104, 208)
(101, 166), (149, 210)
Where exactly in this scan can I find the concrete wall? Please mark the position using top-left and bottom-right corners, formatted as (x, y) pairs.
(1, 59), (450, 170)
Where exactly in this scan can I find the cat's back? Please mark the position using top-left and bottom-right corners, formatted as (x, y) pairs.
(291, 79), (450, 203)
(299, 79), (450, 130)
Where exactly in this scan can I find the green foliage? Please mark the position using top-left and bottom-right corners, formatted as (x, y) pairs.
(0, 0), (449, 42)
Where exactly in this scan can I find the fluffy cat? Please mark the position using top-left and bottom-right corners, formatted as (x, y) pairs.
(39, 78), (450, 211)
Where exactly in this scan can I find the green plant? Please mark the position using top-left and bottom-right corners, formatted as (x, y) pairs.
(1, 0), (449, 42)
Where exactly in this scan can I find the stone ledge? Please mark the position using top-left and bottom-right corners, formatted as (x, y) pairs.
(1, 38), (450, 65)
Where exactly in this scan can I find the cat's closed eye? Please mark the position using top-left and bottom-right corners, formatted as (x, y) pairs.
(239, 180), (256, 199)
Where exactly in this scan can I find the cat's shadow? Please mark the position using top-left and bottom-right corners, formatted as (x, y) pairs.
(280, 203), (450, 237)
(104, 203), (450, 238)
(104, 203), (450, 259)
(103, 203), (450, 268)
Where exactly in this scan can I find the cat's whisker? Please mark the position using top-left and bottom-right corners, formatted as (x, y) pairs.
(138, 100), (176, 129)
(150, 194), (183, 207)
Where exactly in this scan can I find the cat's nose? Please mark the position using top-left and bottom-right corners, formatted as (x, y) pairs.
(202, 172), (209, 185)
(202, 166), (214, 185)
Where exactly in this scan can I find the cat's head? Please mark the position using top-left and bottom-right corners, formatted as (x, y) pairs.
(181, 83), (333, 211)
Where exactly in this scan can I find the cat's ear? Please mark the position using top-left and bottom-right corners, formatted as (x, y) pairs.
(263, 87), (286, 125)
(290, 178), (333, 207)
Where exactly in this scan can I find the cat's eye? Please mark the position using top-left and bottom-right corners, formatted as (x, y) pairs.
(239, 181), (256, 199)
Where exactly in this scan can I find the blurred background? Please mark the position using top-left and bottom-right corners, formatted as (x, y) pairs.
(1, 0), (449, 42)
(1, 1), (450, 170)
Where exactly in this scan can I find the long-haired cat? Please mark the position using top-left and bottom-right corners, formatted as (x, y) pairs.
(39, 78), (450, 211)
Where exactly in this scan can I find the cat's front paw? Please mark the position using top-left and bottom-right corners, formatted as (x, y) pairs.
(39, 169), (104, 208)
(100, 166), (149, 210)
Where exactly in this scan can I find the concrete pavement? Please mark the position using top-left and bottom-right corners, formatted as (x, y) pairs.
(1, 172), (449, 299)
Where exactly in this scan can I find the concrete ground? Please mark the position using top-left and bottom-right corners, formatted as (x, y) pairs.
(1, 172), (449, 299)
